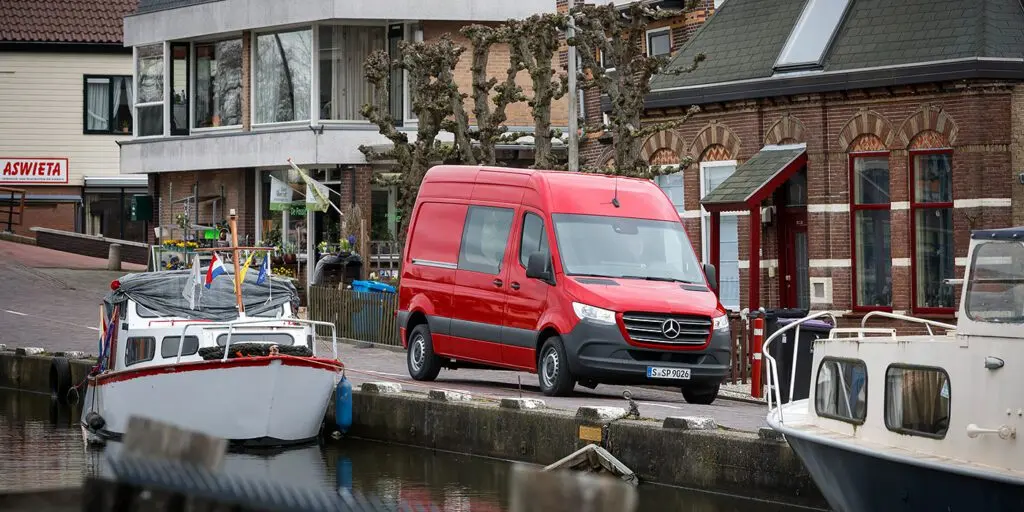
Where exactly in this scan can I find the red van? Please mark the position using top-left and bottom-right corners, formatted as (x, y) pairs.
(396, 166), (731, 403)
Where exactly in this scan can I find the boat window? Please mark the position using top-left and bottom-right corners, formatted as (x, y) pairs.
(216, 333), (295, 346)
(814, 358), (867, 424)
(124, 336), (156, 366)
(884, 365), (950, 439)
(161, 335), (199, 358)
(250, 306), (283, 318)
(965, 241), (1024, 323)
(136, 303), (161, 318)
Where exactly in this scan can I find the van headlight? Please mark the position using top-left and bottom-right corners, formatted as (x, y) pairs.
(712, 313), (729, 331)
(572, 302), (616, 325)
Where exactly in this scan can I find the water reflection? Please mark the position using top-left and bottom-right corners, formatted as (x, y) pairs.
(0, 389), (816, 511)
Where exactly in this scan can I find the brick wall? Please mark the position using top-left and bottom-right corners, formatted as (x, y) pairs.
(5, 185), (81, 238)
(421, 21), (569, 129)
(640, 83), (1017, 320)
(155, 169), (254, 242)
(335, 166), (373, 229)
(33, 227), (150, 265)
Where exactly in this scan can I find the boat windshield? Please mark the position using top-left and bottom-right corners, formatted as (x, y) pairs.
(551, 214), (705, 284)
(965, 241), (1024, 323)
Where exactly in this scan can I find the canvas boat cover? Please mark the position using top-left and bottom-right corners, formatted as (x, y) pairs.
(104, 270), (299, 322)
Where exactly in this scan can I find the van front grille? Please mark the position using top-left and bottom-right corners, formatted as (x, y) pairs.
(621, 312), (711, 346)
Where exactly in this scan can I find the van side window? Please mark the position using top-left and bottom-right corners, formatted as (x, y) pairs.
(458, 206), (514, 275)
(884, 365), (950, 438)
(519, 212), (548, 267)
(125, 336), (156, 366)
(161, 335), (199, 358)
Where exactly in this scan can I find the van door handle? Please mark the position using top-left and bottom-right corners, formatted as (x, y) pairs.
(510, 282), (520, 290)
(493, 279), (503, 287)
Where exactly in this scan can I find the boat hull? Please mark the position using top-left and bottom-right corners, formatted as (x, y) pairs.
(81, 356), (341, 447)
(773, 421), (1024, 511)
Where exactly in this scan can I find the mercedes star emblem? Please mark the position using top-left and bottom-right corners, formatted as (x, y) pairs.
(661, 319), (681, 339)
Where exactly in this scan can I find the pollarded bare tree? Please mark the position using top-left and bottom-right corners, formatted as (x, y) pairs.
(569, 1), (705, 177)
(507, 13), (569, 168)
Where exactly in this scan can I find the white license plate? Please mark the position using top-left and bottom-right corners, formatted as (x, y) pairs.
(646, 367), (691, 380)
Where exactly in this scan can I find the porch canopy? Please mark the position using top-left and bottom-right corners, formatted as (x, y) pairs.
(699, 144), (807, 311)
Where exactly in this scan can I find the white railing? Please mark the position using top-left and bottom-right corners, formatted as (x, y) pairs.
(176, 317), (339, 363)
(763, 311), (841, 424)
(860, 310), (956, 336)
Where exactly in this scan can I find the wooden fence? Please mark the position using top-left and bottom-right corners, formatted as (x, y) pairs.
(308, 286), (402, 346)
(307, 285), (754, 384)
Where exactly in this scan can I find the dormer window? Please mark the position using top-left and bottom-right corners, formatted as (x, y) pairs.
(774, 0), (851, 72)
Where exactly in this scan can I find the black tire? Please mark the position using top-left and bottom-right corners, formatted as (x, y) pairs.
(50, 357), (72, 404)
(407, 324), (441, 381)
(681, 382), (720, 405)
(538, 336), (576, 397)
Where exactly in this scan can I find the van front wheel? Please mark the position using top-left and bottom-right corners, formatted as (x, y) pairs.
(407, 324), (441, 381)
(538, 336), (575, 397)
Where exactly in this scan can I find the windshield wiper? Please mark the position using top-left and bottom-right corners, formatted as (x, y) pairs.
(618, 275), (699, 284)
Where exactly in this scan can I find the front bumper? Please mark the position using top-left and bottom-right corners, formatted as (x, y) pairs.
(560, 319), (731, 386)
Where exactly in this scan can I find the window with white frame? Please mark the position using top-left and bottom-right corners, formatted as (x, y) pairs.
(254, 28), (312, 124)
(135, 44), (165, 136)
(194, 39), (243, 128)
(319, 25), (386, 121)
(654, 171), (684, 215)
(700, 160), (740, 310)
(646, 28), (671, 57)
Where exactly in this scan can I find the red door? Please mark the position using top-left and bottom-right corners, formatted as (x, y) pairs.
(501, 208), (550, 370)
(449, 205), (517, 364)
(778, 208), (809, 309)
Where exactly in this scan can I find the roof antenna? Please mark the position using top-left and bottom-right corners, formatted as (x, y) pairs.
(611, 178), (621, 208)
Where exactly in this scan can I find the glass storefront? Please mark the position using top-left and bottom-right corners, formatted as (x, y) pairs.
(83, 186), (149, 242)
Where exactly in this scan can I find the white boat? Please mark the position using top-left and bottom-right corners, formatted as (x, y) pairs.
(80, 211), (343, 447)
(764, 227), (1024, 511)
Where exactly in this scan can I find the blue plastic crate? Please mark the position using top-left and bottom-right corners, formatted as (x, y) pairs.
(351, 280), (396, 294)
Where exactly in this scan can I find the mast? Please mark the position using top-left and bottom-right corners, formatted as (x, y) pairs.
(229, 209), (244, 314)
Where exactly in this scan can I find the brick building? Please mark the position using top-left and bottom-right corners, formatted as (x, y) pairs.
(117, 0), (565, 283)
(618, 0), (1024, 323)
(0, 0), (147, 241)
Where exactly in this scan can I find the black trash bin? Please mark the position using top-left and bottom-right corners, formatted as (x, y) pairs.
(763, 309), (832, 404)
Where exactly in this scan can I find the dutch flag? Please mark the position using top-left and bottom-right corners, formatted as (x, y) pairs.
(205, 252), (227, 289)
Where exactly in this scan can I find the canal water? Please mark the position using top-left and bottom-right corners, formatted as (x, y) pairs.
(0, 389), (817, 511)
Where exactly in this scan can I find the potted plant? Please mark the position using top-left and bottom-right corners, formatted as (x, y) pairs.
(282, 243), (298, 264)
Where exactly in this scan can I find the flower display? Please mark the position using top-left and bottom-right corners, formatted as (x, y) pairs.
(162, 239), (199, 250)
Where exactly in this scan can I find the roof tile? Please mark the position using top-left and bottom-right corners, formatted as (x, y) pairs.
(0, 0), (137, 44)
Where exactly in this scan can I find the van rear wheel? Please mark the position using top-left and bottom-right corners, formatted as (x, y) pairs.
(538, 336), (575, 397)
(407, 324), (441, 381)
(681, 382), (720, 405)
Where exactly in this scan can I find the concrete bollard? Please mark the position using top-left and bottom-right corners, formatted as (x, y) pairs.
(428, 389), (471, 402)
(663, 416), (718, 430)
(360, 382), (402, 394)
(500, 398), (546, 410)
(576, 406), (626, 423)
(758, 427), (786, 442)
(107, 243), (122, 271)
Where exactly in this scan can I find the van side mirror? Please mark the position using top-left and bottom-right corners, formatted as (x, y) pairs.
(526, 252), (555, 285)
(703, 263), (718, 294)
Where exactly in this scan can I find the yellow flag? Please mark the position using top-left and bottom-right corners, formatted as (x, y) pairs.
(239, 251), (255, 282)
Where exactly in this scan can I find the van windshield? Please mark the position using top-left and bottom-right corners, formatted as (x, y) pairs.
(551, 213), (705, 284)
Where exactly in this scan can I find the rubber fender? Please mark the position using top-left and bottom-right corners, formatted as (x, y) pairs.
(335, 376), (353, 434)
(50, 357), (72, 404)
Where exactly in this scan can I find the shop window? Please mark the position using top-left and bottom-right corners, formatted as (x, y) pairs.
(319, 26), (386, 121)
(646, 28), (671, 57)
(125, 336), (156, 366)
(161, 335), (199, 358)
(850, 153), (892, 309)
(519, 212), (549, 267)
(83, 76), (134, 134)
(459, 206), (515, 275)
(84, 189), (149, 242)
(814, 358), (867, 424)
(884, 365), (950, 438)
(135, 44), (165, 136)
(254, 28), (312, 124)
(194, 39), (243, 128)
(700, 161), (740, 311)
(911, 150), (955, 311)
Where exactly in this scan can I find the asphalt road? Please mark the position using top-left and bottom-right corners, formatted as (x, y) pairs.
(0, 240), (769, 432)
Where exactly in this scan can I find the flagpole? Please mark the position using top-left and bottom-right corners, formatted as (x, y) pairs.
(228, 209), (244, 314)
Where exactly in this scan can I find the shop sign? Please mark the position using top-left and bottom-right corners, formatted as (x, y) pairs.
(0, 158), (69, 184)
